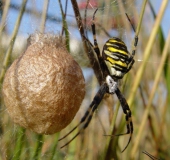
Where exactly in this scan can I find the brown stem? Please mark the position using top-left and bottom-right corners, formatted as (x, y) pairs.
(71, 0), (103, 85)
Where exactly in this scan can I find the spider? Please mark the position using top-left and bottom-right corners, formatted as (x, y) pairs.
(59, 8), (138, 152)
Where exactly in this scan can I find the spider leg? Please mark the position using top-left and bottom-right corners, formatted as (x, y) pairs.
(126, 58), (135, 73)
(104, 76), (132, 152)
(125, 13), (135, 32)
(91, 9), (110, 78)
(131, 35), (138, 57)
(82, 8), (99, 51)
(91, 8), (100, 57)
(59, 101), (95, 148)
(59, 83), (108, 148)
(59, 100), (95, 141)
(83, 8), (109, 79)
(115, 88), (133, 152)
(142, 151), (161, 160)
(125, 13), (138, 58)
(81, 8), (99, 52)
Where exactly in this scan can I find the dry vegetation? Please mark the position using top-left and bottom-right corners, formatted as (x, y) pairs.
(0, 0), (170, 160)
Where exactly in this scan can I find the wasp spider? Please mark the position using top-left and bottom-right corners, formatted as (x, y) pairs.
(59, 8), (138, 152)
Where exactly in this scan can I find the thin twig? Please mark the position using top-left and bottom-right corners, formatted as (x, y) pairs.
(32, 135), (44, 160)
(39, 0), (49, 33)
(130, 0), (169, 158)
(0, 0), (28, 83)
(13, 128), (26, 160)
(58, 0), (70, 52)
(0, 0), (11, 37)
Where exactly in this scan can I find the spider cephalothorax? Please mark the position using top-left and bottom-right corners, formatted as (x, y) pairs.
(59, 8), (138, 152)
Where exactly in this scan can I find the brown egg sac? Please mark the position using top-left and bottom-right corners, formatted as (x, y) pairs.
(2, 33), (85, 134)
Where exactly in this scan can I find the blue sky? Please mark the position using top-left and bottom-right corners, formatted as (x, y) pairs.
(5, 0), (170, 39)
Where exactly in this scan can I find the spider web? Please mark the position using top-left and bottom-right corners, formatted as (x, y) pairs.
(0, 0), (170, 159)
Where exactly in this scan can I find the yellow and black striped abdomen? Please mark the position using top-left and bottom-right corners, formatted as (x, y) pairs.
(102, 37), (130, 79)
